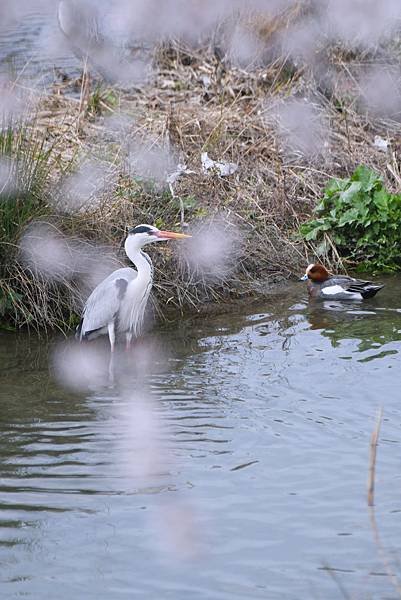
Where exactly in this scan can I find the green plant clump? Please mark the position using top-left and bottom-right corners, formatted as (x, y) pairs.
(0, 124), (53, 259)
(0, 122), (57, 328)
(300, 165), (401, 272)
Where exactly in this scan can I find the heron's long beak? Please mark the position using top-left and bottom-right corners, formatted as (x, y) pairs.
(156, 230), (191, 240)
(300, 274), (308, 281)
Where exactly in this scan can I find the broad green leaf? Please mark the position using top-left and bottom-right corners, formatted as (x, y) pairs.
(352, 165), (381, 192)
(337, 207), (360, 226)
(300, 165), (401, 271)
(338, 182), (362, 204)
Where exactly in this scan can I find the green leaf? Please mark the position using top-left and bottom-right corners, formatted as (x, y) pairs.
(325, 177), (349, 196)
(337, 207), (360, 226)
(299, 165), (401, 272)
(338, 181), (362, 204)
(352, 165), (381, 192)
(303, 228), (319, 241)
(373, 189), (389, 210)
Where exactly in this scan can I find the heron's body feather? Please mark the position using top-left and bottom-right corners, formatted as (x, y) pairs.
(78, 267), (138, 340)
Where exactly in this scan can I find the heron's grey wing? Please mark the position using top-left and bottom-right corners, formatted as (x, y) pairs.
(79, 267), (137, 339)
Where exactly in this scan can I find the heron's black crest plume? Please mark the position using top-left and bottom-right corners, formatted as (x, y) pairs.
(129, 225), (153, 235)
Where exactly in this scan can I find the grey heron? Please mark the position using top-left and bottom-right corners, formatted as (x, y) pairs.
(76, 224), (190, 351)
(58, 0), (103, 58)
(57, 0), (121, 82)
(57, 0), (148, 84)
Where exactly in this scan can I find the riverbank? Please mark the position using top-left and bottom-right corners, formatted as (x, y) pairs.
(1, 33), (401, 329)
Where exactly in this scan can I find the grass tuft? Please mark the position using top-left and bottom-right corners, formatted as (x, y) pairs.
(2, 8), (401, 330)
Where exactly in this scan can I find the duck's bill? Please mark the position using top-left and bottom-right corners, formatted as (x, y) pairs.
(156, 230), (191, 239)
(300, 274), (308, 281)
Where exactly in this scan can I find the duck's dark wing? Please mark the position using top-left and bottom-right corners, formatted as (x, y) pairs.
(323, 276), (384, 299)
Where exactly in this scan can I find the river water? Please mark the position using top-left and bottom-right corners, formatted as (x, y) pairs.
(1, 5), (401, 599)
(0, 2), (84, 85)
(1, 277), (401, 599)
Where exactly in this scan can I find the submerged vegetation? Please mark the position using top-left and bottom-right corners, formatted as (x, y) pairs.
(1, 5), (401, 329)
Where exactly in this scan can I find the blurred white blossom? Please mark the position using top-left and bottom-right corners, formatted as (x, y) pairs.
(265, 98), (329, 158)
(359, 67), (401, 119)
(180, 219), (243, 281)
(52, 339), (110, 390)
(126, 136), (176, 185)
(56, 159), (116, 213)
(19, 222), (121, 289)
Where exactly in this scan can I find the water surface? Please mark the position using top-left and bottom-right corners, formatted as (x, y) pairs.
(2, 7), (401, 598)
(0, 3), (82, 85)
(1, 277), (401, 599)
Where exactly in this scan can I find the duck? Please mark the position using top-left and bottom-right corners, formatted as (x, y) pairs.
(300, 263), (384, 300)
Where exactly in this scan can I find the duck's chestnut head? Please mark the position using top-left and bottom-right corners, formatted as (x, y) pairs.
(301, 263), (330, 283)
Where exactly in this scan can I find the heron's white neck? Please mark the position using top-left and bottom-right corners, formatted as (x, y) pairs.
(124, 237), (153, 284)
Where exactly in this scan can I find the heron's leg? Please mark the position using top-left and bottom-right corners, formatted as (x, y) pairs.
(108, 352), (115, 385)
(108, 322), (116, 353)
(125, 331), (132, 351)
(107, 323), (116, 385)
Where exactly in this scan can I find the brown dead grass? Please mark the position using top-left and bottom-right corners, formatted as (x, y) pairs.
(4, 11), (401, 329)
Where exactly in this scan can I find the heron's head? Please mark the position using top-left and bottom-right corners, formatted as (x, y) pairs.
(126, 224), (191, 251)
(300, 263), (330, 283)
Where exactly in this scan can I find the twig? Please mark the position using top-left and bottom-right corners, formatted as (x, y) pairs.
(367, 408), (401, 598)
(77, 57), (90, 134)
(321, 563), (352, 600)
(367, 407), (383, 507)
(168, 182), (185, 228)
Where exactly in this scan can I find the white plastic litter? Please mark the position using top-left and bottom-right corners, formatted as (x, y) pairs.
(374, 135), (389, 152)
(201, 75), (211, 89)
(201, 152), (238, 177)
(166, 163), (195, 185)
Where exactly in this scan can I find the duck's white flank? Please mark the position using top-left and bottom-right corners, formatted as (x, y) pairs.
(321, 285), (361, 299)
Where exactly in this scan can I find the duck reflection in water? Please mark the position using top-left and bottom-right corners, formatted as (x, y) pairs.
(305, 299), (401, 356)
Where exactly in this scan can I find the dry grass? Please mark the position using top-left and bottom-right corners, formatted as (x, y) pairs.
(2, 12), (401, 330)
